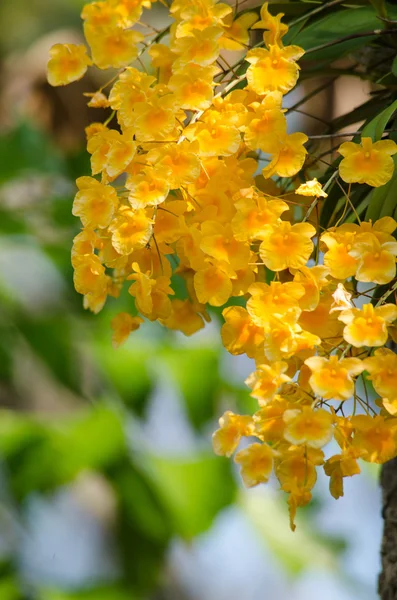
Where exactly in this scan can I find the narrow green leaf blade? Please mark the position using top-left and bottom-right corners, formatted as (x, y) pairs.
(361, 99), (397, 141)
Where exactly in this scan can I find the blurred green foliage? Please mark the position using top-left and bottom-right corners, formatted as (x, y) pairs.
(3, 0), (397, 597)
(0, 0), (84, 55)
(0, 119), (349, 599)
(0, 118), (241, 599)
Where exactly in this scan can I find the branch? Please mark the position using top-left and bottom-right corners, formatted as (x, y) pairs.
(285, 78), (338, 114)
(308, 128), (397, 139)
(375, 279), (397, 306)
(289, 0), (347, 28)
(304, 28), (397, 56)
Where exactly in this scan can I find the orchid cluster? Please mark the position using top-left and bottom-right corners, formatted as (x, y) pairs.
(47, 0), (397, 529)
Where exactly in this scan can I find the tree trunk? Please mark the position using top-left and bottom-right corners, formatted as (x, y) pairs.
(379, 458), (397, 599)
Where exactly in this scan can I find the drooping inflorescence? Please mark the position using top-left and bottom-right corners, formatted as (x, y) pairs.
(48, 0), (397, 529)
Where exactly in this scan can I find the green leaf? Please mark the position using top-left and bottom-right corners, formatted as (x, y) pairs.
(392, 55), (397, 77)
(344, 194), (371, 222)
(94, 343), (153, 415)
(2, 405), (127, 499)
(147, 453), (235, 538)
(113, 460), (171, 544)
(0, 326), (14, 383)
(111, 460), (171, 593)
(292, 7), (384, 63)
(319, 170), (340, 229)
(365, 155), (397, 220)
(269, 3), (308, 17)
(0, 577), (21, 600)
(18, 314), (82, 393)
(0, 211), (28, 235)
(0, 123), (65, 183)
(56, 404), (127, 478)
(369, 0), (387, 18)
(40, 584), (138, 600)
(330, 95), (391, 133)
(160, 347), (220, 429)
(0, 411), (48, 457)
(361, 99), (397, 141)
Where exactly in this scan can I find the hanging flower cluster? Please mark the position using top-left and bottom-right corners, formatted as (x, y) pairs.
(48, 0), (397, 529)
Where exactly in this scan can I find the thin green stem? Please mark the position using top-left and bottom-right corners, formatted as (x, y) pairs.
(375, 279), (397, 306)
(335, 178), (361, 224)
(286, 78), (338, 114)
(303, 170), (338, 223)
(308, 128), (397, 139)
(304, 28), (397, 56)
(289, 0), (347, 28)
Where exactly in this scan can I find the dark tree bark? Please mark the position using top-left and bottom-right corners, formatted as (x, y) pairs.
(379, 458), (397, 599)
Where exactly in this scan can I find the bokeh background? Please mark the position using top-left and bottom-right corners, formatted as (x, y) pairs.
(0, 1), (382, 599)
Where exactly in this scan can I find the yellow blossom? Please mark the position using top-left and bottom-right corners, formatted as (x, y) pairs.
(246, 45), (304, 96)
(169, 64), (217, 111)
(247, 280), (304, 327)
(324, 448), (361, 499)
(221, 306), (264, 358)
(111, 312), (144, 347)
(72, 230), (102, 265)
(73, 254), (110, 303)
(133, 95), (179, 142)
(126, 168), (170, 209)
(244, 92), (287, 154)
(172, 27), (222, 68)
(146, 141), (201, 188)
(254, 397), (288, 443)
(212, 411), (254, 457)
(283, 407), (334, 448)
(185, 118), (241, 157)
(330, 283), (353, 313)
(338, 137), (397, 187)
(221, 12), (258, 51)
(304, 355), (364, 401)
(299, 292), (344, 343)
(262, 132), (308, 178)
(85, 25), (144, 69)
(338, 302), (397, 347)
(321, 230), (358, 280)
(296, 178), (328, 198)
(73, 177), (118, 228)
(128, 263), (174, 319)
(174, 0), (232, 38)
(47, 44), (92, 86)
(246, 362), (291, 405)
(148, 44), (174, 83)
(277, 446), (320, 530)
(234, 443), (274, 487)
(161, 299), (205, 336)
(109, 207), (153, 255)
(85, 91), (110, 108)
(293, 266), (330, 312)
(363, 349), (397, 405)
(200, 221), (250, 270)
(286, 486), (312, 532)
(193, 262), (234, 306)
(259, 221), (315, 271)
(108, 68), (155, 128)
(352, 415), (397, 463)
(251, 2), (288, 47)
(232, 190), (289, 241)
(87, 129), (137, 179)
(351, 233), (397, 285)
(47, 0), (397, 527)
